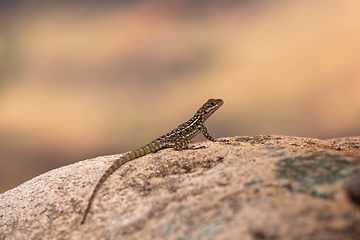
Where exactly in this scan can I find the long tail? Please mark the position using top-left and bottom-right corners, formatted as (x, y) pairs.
(81, 142), (164, 224)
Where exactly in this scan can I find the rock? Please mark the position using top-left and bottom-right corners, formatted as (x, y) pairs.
(1, 135), (360, 240)
(346, 168), (360, 207)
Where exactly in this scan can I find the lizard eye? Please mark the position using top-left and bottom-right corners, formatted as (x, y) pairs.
(210, 102), (216, 106)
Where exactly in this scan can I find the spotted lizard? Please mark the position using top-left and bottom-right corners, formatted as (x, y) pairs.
(81, 98), (224, 224)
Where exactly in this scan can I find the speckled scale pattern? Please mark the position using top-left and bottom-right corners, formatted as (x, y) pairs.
(81, 98), (224, 224)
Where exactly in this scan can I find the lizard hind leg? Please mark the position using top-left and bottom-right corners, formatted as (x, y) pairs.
(173, 139), (205, 150)
(173, 139), (190, 150)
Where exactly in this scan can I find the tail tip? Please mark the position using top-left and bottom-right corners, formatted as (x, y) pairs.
(81, 213), (87, 224)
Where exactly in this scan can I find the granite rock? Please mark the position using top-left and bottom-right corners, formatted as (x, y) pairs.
(1, 136), (360, 240)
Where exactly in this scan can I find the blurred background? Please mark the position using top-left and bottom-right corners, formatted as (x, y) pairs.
(1, 0), (359, 193)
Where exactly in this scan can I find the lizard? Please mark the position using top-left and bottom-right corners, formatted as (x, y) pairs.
(81, 98), (224, 224)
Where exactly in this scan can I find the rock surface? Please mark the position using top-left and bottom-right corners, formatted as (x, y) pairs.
(1, 135), (360, 240)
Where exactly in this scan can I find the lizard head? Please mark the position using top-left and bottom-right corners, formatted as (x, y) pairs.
(201, 98), (224, 120)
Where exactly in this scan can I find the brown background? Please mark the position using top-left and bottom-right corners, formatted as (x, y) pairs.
(1, 0), (360, 192)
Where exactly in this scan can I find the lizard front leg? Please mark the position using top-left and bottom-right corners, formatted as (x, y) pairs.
(201, 126), (216, 142)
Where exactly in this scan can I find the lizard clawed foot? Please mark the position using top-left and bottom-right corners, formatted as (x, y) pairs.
(188, 145), (206, 150)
